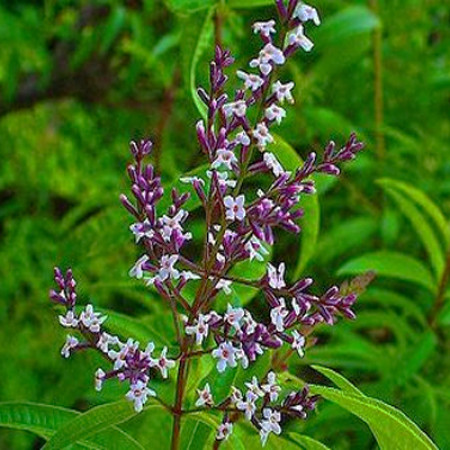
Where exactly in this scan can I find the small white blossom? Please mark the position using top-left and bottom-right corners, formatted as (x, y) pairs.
(250, 44), (286, 76)
(264, 152), (286, 177)
(155, 346), (176, 378)
(260, 408), (281, 445)
(94, 368), (106, 391)
(267, 263), (286, 290)
(61, 335), (79, 358)
(237, 70), (264, 92)
(159, 254), (180, 281)
(161, 210), (189, 242)
(265, 104), (286, 125)
(129, 219), (153, 243)
(236, 392), (258, 420)
(243, 310), (258, 333)
(59, 310), (79, 328)
(272, 81), (295, 104)
(96, 332), (119, 353)
(216, 421), (233, 441)
(253, 123), (274, 150)
(185, 315), (210, 345)
(288, 25), (314, 52)
(223, 100), (247, 118)
(129, 254), (149, 279)
(216, 278), (233, 295)
(212, 341), (237, 373)
(206, 170), (237, 189)
(245, 376), (265, 398)
(245, 236), (269, 262)
(224, 304), (245, 330)
(235, 131), (251, 146)
(224, 195), (246, 222)
(126, 380), (156, 412)
(262, 372), (281, 402)
(195, 383), (214, 407)
(80, 304), (107, 333)
(291, 330), (306, 357)
(230, 386), (243, 405)
(212, 149), (238, 170)
(235, 347), (250, 369)
(270, 298), (289, 332)
(180, 176), (205, 186)
(252, 20), (276, 37)
(180, 271), (201, 281)
(294, 3), (321, 26)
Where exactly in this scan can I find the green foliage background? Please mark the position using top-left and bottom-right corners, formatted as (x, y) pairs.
(0, 0), (449, 448)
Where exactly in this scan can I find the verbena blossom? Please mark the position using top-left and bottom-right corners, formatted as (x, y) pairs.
(48, 1), (369, 447)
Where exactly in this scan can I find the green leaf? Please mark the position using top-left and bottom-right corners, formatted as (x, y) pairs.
(288, 432), (331, 450)
(268, 135), (320, 276)
(379, 184), (445, 278)
(378, 178), (450, 249)
(100, 6), (126, 54)
(165, 0), (216, 13)
(338, 251), (436, 293)
(311, 365), (363, 396)
(226, 0), (272, 8)
(0, 402), (144, 449)
(310, 386), (438, 450)
(43, 401), (161, 450)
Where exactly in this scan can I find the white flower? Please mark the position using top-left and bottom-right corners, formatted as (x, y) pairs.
(143, 341), (156, 358)
(223, 100), (247, 118)
(235, 347), (250, 369)
(265, 104), (286, 125)
(270, 298), (289, 332)
(206, 170), (237, 189)
(196, 383), (214, 407)
(129, 219), (153, 243)
(245, 376), (265, 398)
(155, 346), (176, 378)
(212, 149), (238, 170)
(216, 279), (233, 295)
(159, 254), (180, 281)
(230, 386), (243, 405)
(80, 304), (107, 333)
(108, 338), (139, 370)
(129, 255), (149, 279)
(253, 123), (274, 150)
(216, 421), (233, 441)
(272, 80), (295, 104)
(294, 3), (321, 26)
(235, 131), (251, 146)
(262, 372), (281, 402)
(243, 310), (258, 333)
(252, 20), (276, 37)
(59, 310), (78, 328)
(236, 392), (258, 420)
(237, 70), (264, 91)
(291, 330), (306, 357)
(94, 368), (106, 391)
(212, 341), (237, 373)
(288, 25), (314, 52)
(161, 210), (188, 242)
(267, 263), (286, 290)
(126, 380), (156, 412)
(264, 152), (286, 177)
(180, 176), (205, 186)
(185, 315), (210, 346)
(224, 195), (246, 222)
(250, 44), (286, 75)
(61, 335), (79, 358)
(224, 304), (245, 330)
(180, 271), (201, 281)
(260, 408), (282, 445)
(245, 236), (269, 262)
(96, 332), (119, 353)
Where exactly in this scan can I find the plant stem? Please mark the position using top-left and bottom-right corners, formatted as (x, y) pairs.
(429, 250), (450, 327)
(171, 353), (188, 450)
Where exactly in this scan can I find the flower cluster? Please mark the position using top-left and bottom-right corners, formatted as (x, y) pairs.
(49, 1), (368, 447)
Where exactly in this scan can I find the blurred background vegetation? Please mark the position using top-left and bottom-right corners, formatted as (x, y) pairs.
(0, 0), (449, 448)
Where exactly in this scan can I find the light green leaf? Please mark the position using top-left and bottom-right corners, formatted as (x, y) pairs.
(311, 365), (363, 396)
(0, 402), (144, 449)
(379, 184), (445, 278)
(43, 401), (161, 450)
(310, 386), (438, 450)
(338, 251), (436, 293)
(378, 178), (450, 249)
(165, 0), (216, 13)
(288, 432), (331, 450)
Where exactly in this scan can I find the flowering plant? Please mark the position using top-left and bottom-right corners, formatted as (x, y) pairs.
(49, 1), (368, 448)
